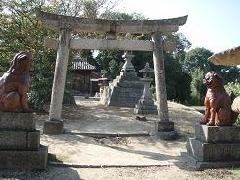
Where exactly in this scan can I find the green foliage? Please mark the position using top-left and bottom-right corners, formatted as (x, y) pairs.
(78, 49), (98, 68)
(183, 47), (217, 105)
(224, 82), (240, 126)
(132, 33), (192, 104)
(82, 0), (99, 18)
(183, 47), (214, 73)
(189, 68), (206, 105)
(100, 11), (146, 20)
(166, 33), (191, 54)
(0, 0), (57, 110)
(52, 0), (119, 17)
(96, 50), (123, 79)
(165, 54), (192, 103)
(28, 50), (55, 109)
(132, 51), (152, 74)
(225, 81), (240, 97)
(221, 67), (240, 83)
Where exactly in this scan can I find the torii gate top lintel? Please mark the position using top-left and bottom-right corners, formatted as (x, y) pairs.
(36, 10), (187, 33)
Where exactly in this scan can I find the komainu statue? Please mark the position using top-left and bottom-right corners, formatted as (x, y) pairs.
(201, 72), (238, 126)
(0, 52), (32, 112)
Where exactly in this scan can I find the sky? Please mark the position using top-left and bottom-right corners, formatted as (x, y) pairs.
(115, 0), (240, 53)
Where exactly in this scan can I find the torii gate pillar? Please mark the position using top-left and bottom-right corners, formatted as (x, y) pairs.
(152, 32), (177, 140)
(43, 29), (71, 134)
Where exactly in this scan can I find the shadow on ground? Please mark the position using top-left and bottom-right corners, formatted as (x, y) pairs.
(0, 166), (82, 180)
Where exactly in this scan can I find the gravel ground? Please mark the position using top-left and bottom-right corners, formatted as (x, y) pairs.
(0, 166), (236, 180)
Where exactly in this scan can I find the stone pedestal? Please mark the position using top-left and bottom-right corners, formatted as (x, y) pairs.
(0, 112), (48, 170)
(156, 121), (177, 140)
(186, 123), (240, 169)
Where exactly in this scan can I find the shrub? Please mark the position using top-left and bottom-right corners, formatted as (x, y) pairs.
(225, 81), (240, 126)
(225, 81), (240, 97)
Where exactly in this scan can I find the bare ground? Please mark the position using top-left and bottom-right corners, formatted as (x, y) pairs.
(1, 98), (239, 179)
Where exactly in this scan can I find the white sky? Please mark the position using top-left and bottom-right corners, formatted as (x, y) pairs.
(115, 0), (240, 53)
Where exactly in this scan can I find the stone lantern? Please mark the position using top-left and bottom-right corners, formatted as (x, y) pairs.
(134, 63), (158, 114)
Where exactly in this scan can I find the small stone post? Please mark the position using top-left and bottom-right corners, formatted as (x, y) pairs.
(151, 32), (177, 140)
(43, 29), (71, 134)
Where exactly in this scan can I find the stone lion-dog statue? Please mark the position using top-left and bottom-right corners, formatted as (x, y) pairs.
(201, 71), (238, 126)
(0, 52), (32, 112)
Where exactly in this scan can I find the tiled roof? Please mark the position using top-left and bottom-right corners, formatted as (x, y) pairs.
(71, 57), (96, 70)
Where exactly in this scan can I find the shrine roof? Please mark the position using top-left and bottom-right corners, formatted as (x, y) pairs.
(208, 46), (240, 66)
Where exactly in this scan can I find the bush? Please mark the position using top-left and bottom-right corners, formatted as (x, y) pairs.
(225, 81), (240, 97)
(189, 69), (206, 105)
(225, 81), (240, 126)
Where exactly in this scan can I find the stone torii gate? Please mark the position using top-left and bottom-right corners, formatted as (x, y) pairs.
(36, 10), (187, 138)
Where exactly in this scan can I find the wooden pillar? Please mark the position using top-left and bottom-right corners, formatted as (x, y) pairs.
(44, 29), (71, 134)
(151, 32), (177, 140)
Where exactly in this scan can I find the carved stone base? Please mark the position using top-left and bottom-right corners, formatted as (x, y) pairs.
(186, 123), (240, 169)
(44, 120), (64, 134)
